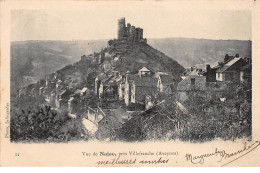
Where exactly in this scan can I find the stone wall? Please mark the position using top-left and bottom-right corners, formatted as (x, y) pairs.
(117, 18), (144, 43)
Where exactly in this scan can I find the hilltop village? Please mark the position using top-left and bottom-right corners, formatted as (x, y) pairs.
(13, 18), (252, 142)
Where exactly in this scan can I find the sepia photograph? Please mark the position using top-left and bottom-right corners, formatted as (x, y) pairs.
(1, 0), (259, 167)
(10, 9), (252, 143)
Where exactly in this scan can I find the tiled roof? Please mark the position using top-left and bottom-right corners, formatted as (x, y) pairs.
(154, 72), (169, 78)
(177, 76), (206, 91)
(101, 75), (113, 83)
(139, 67), (150, 72)
(160, 75), (174, 86)
(57, 79), (62, 84)
(68, 97), (74, 102)
(114, 75), (122, 82)
(132, 76), (157, 87)
(81, 87), (88, 93)
(189, 69), (200, 76)
(102, 76), (118, 86)
(96, 73), (107, 80)
(135, 86), (157, 103)
(58, 90), (67, 96)
(216, 57), (242, 73)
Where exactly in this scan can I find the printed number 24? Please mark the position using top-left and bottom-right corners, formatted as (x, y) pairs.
(15, 153), (20, 156)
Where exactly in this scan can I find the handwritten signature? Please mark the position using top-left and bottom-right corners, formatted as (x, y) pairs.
(185, 140), (260, 166)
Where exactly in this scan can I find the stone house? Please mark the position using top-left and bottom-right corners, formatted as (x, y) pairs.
(177, 74), (231, 103)
(102, 61), (112, 72)
(39, 87), (44, 96)
(157, 74), (175, 94)
(81, 55), (90, 62)
(68, 97), (78, 114)
(216, 57), (246, 83)
(177, 75), (207, 102)
(124, 74), (134, 106)
(181, 66), (202, 80)
(240, 63), (252, 84)
(102, 84), (118, 101)
(130, 77), (157, 103)
(55, 89), (71, 109)
(123, 68), (158, 107)
(43, 87), (52, 102)
(105, 52), (111, 58)
(98, 75), (114, 98)
(80, 87), (88, 96)
(45, 73), (55, 87)
(240, 65), (251, 84)
(50, 90), (56, 106)
(56, 80), (62, 89)
(138, 67), (151, 77)
(118, 81), (125, 100)
(98, 52), (105, 64)
(126, 74), (158, 109)
(94, 73), (107, 95)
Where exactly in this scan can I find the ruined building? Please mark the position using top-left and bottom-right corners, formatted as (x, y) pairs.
(117, 17), (146, 43)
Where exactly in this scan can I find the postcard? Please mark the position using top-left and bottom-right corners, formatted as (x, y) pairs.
(1, 0), (260, 167)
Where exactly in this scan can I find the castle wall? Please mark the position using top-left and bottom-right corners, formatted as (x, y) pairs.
(129, 26), (136, 43)
(126, 23), (131, 37)
(118, 18), (145, 43)
(118, 18), (126, 39)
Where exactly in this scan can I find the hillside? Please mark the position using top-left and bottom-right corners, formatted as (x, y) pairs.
(111, 42), (185, 81)
(40, 40), (186, 93)
(11, 38), (251, 94)
(11, 40), (107, 94)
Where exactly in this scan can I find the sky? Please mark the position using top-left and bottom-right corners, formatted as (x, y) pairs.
(11, 9), (251, 41)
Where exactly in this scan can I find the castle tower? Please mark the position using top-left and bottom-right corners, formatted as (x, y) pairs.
(140, 29), (143, 39)
(129, 26), (136, 43)
(117, 18), (145, 43)
(126, 23), (131, 37)
(118, 18), (126, 39)
(136, 28), (141, 41)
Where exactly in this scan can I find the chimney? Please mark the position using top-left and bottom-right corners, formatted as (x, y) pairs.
(206, 64), (211, 72)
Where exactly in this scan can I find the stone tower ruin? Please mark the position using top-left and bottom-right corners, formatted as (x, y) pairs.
(117, 17), (145, 43)
(118, 18), (126, 39)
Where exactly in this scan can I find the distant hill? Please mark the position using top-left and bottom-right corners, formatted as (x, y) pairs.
(11, 38), (251, 94)
(148, 38), (251, 68)
(11, 40), (107, 94)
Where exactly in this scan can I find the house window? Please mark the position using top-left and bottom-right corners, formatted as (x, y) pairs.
(191, 78), (195, 85)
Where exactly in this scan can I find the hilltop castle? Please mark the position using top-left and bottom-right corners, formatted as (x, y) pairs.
(117, 17), (146, 43)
